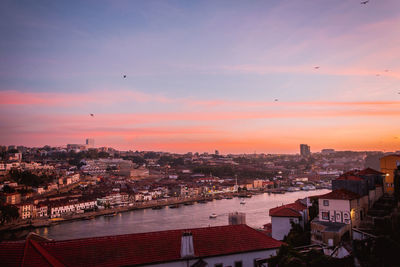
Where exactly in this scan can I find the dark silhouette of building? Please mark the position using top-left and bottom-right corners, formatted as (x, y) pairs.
(300, 144), (311, 157)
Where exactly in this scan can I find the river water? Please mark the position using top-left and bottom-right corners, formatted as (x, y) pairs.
(34, 190), (329, 240)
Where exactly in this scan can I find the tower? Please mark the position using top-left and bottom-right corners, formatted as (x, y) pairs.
(300, 144), (311, 157)
(86, 138), (95, 149)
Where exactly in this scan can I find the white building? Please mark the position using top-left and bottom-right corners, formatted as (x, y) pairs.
(269, 201), (308, 240)
(317, 189), (368, 227)
(2, 224), (283, 267)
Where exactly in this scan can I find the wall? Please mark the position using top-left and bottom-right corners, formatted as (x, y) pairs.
(319, 198), (351, 224)
(271, 216), (299, 240)
(150, 249), (278, 267)
(380, 155), (400, 194)
(332, 179), (368, 196)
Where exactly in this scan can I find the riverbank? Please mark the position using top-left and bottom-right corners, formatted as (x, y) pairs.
(0, 192), (254, 233)
(0, 188), (326, 236)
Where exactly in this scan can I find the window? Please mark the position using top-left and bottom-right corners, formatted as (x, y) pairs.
(234, 261), (243, 267)
(215, 264), (223, 267)
(322, 211), (329, 220)
(323, 200), (329, 206)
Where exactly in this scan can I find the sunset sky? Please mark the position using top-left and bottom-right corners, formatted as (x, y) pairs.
(1, 0), (400, 154)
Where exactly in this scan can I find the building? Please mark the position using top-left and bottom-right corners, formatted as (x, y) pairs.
(85, 138), (95, 149)
(317, 189), (368, 227)
(380, 154), (400, 195)
(300, 144), (311, 157)
(332, 168), (384, 207)
(4, 192), (21, 205)
(0, 224), (283, 267)
(321, 149), (335, 155)
(310, 188), (369, 246)
(269, 201), (308, 240)
(228, 212), (246, 225)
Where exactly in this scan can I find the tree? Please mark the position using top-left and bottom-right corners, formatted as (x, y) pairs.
(283, 221), (310, 247)
(0, 205), (19, 224)
(2, 185), (15, 193)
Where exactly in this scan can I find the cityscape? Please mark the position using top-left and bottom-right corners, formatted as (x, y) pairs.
(1, 0), (400, 267)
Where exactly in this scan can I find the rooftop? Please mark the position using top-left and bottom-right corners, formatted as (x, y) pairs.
(0, 224), (282, 267)
(269, 202), (307, 217)
(311, 220), (348, 233)
(319, 189), (360, 200)
(357, 167), (384, 176)
(336, 175), (364, 181)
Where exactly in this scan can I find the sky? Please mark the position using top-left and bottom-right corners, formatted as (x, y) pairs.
(1, 0), (400, 154)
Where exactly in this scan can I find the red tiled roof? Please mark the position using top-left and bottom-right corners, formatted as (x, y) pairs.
(0, 225), (282, 267)
(336, 175), (364, 181)
(357, 168), (384, 175)
(319, 189), (360, 200)
(269, 202), (306, 217)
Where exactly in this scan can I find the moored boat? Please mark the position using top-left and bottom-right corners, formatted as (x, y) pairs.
(209, 213), (217, 218)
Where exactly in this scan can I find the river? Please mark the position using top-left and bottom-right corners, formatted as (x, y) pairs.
(26, 190), (330, 240)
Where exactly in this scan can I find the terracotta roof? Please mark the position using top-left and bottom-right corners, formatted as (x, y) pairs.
(336, 175), (364, 181)
(269, 202), (307, 217)
(357, 168), (384, 175)
(319, 189), (360, 200)
(0, 225), (282, 267)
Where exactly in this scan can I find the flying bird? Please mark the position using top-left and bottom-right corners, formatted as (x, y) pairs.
(361, 0), (369, 4)
(314, 66), (320, 69)
(90, 114), (94, 117)
(274, 99), (279, 102)
(123, 75), (127, 78)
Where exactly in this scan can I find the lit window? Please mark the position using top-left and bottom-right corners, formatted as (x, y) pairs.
(323, 200), (329, 206)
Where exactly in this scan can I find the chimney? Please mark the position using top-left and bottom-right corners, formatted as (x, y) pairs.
(180, 231), (194, 258)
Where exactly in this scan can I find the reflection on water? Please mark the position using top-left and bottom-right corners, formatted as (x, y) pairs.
(33, 190), (329, 240)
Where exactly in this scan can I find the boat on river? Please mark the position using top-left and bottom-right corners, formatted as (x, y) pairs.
(104, 212), (117, 217)
(240, 199), (246, 204)
(152, 206), (163, 210)
(169, 204), (180, 209)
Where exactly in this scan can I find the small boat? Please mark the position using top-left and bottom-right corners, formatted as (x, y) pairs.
(225, 196), (233, 199)
(184, 202), (194, 206)
(169, 204), (180, 209)
(104, 212), (117, 217)
(152, 206), (163, 210)
(240, 199), (246, 204)
(209, 213), (217, 218)
(197, 200), (207, 204)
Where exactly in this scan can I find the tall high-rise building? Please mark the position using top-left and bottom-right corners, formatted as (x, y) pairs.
(86, 138), (95, 149)
(300, 144), (311, 157)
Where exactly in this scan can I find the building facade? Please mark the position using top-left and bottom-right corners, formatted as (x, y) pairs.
(380, 154), (400, 195)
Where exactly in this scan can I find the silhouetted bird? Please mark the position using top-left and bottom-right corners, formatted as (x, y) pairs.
(361, 0), (369, 4)
(90, 114), (94, 117)
(274, 99), (278, 102)
(123, 75), (127, 78)
(314, 66), (320, 69)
